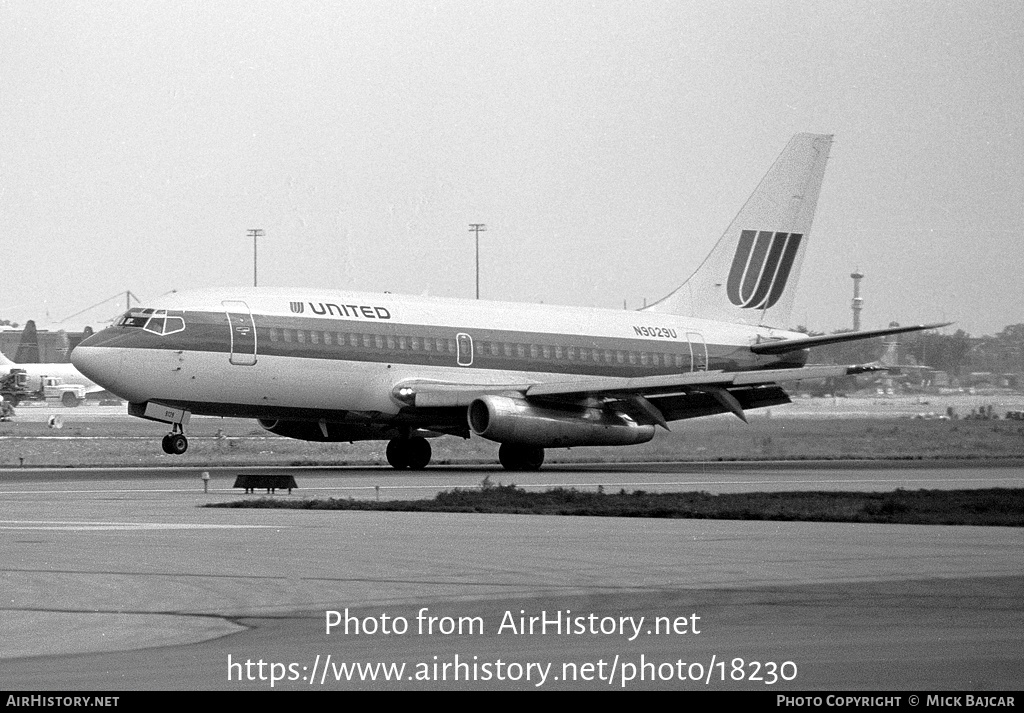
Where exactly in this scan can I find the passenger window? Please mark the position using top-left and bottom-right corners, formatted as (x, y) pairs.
(375, 335), (384, 349)
(310, 331), (320, 344)
(386, 336), (395, 350)
(530, 345), (539, 359)
(283, 330), (293, 343)
(297, 331), (306, 344)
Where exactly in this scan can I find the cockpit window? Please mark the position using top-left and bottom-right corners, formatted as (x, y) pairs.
(117, 309), (185, 336)
(118, 309), (153, 329)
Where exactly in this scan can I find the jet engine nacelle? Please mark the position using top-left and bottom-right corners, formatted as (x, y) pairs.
(467, 395), (655, 448)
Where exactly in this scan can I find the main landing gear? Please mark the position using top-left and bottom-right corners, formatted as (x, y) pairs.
(498, 443), (544, 471)
(386, 436), (432, 470)
(161, 425), (188, 455)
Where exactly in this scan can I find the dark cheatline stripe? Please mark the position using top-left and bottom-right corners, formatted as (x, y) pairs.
(745, 232), (790, 308)
(763, 233), (802, 309)
(727, 230), (758, 306)
(740, 230), (774, 305)
(81, 310), (774, 377)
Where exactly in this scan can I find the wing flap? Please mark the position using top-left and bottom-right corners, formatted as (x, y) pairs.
(648, 385), (792, 422)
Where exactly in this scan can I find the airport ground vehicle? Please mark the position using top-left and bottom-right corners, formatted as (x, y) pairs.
(0, 370), (87, 407)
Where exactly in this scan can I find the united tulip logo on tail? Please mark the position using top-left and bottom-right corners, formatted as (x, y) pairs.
(727, 230), (803, 310)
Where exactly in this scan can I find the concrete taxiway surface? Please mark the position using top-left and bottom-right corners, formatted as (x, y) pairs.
(0, 464), (1021, 690)
(2, 459), (1022, 498)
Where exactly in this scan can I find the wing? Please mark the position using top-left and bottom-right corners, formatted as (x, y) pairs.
(395, 363), (882, 428)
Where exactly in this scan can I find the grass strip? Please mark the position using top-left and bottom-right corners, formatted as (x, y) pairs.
(206, 485), (1024, 526)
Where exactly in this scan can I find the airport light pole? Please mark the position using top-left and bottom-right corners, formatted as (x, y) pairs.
(248, 229), (264, 287)
(469, 223), (486, 299)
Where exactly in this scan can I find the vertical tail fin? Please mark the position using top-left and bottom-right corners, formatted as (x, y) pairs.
(14, 320), (39, 364)
(643, 133), (833, 328)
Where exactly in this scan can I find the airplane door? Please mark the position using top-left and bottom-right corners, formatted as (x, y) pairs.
(223, 300), (258, 366)
(686, 332), (708, 372)
(456, 332), (473, 366)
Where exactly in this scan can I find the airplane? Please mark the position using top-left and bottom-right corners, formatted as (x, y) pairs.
(71, 133), (945, 470)
(0, 351), (106, 399)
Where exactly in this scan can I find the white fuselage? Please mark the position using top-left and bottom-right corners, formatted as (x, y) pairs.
(72, 287), (802, 421)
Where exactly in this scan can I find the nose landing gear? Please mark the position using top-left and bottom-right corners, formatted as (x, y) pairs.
(127, 402), (192, 456)
(161, 425), (188, 454)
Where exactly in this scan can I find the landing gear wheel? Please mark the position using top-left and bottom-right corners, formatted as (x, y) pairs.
(386, 438), (409, 469)
(406, 437), (432, 470)
(387, 437), (433, 470)
(498, 443), (545, 471)
(162, 432), (188, 455)
(169, 433), (188, 454)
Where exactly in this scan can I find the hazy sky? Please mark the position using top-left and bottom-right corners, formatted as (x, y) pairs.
(1, 1), (1021, 337)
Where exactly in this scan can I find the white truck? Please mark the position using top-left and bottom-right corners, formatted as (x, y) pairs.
(0, 370), (87, 407)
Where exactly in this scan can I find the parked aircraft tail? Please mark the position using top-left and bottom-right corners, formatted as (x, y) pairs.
(14, 320), (40, 364)
(643, 133), (833, 328)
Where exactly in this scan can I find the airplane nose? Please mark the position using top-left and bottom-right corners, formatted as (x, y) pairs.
(71, 344), (125, 395)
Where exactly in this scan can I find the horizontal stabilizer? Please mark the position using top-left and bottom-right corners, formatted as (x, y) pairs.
(749, 323), (952, 355)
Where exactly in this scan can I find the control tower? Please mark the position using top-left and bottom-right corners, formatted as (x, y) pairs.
(851, 270), (864, 331)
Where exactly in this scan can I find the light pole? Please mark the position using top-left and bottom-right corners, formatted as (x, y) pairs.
(248, 229), (264, 287)
(468, 223), (486, 299)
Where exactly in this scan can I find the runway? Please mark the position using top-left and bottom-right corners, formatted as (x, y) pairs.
(2, 458), (1022, 499)
(0, 463), (1021, 690)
